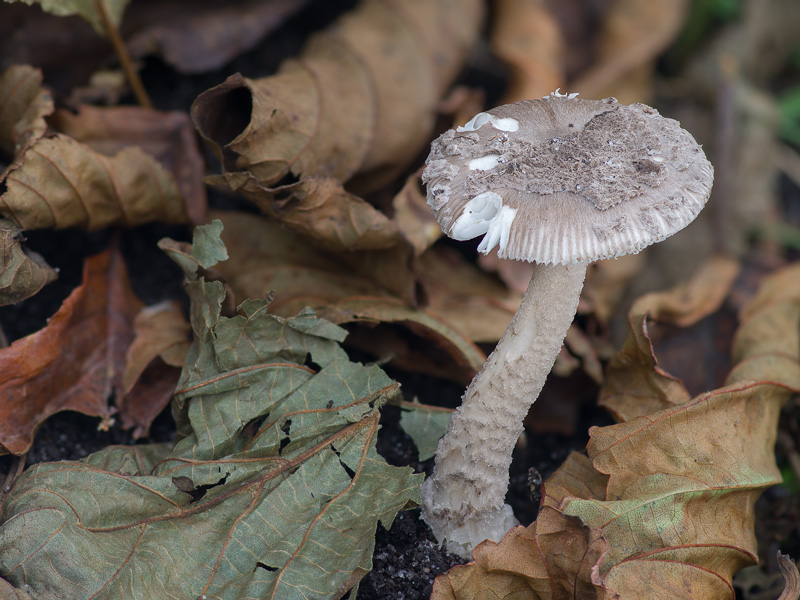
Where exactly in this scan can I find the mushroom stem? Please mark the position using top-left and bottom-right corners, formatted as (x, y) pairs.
(421, 261), (588, 557)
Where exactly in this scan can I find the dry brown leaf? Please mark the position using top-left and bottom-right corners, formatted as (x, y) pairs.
(192, 0), (483, 193)
(420, 245), (520, 344)
(491, 0), (565, 104)
(124, 0), (310, 74)
(0, 246), (142, 455)
(0, 134), (186, 230)
(431, 452), (608, 600)
(0, 65), (52, 165)
(571, 0), (689, 103)
(392, 172), (442, 258)
(600, 256), (740, 422)
(211, 210), (488, 382)
(118, 300), (191, 438)
(317, 297), (486, 380)
(0, 219), (56, 306)
(49, 105), (207, 225)
(432, 261), (800, 600)
(777, 553), (800, 600)
(216, 175), (417, 302)
(727, 263), (800, 389)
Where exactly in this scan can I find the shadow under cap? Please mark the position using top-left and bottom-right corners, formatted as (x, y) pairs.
(422, 96), (714, 265)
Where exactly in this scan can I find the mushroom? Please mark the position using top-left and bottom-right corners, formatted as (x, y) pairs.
(420, 91), (714, 557)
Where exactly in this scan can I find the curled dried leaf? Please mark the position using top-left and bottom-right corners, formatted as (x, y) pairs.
(192, 0), (484, 193)
(600, 255), (740, 422)
(0, 134), (187, 230)
(0, 219), (56, 306)
(0, 246), (141, 455)
(49, 105), (207, 224)
(118, 300), (191, 438)
(0, 65), (52, 163)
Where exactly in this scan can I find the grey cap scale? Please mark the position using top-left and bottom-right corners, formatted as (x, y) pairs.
(422, 95), (714, 265)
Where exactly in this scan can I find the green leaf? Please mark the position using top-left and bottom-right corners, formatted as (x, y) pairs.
(0, 220), (422, 599)
(2, 0), (131, 36)
(399, 400), (453, 461)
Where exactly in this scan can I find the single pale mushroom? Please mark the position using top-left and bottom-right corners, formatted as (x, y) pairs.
(420, 91), (714, 557)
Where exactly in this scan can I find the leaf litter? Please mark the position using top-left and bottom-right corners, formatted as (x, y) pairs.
(1, 0), (799, 598)
(0, 222), (422, 599)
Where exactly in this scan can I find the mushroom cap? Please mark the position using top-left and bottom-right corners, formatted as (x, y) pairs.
(422, 94), (714, 265)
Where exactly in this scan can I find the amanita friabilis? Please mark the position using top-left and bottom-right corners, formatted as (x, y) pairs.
(421, 91), (714, 557)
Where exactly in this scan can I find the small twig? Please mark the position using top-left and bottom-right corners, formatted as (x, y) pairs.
(93, 0), (152, 109)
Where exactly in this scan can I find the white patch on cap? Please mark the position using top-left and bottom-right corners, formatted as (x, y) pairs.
(543, 88), (579, 100)
(450, 191), (518, 255)
(457, 113), (519, 133)
(468, 154), (500, 171)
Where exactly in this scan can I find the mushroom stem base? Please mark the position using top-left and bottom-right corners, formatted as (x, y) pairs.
(421, 261), (588, 557)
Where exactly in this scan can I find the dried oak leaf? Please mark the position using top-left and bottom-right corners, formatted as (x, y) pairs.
(3, 0), (131, 36)
(0, 218), (56, 305)
(0, 69), (191, 230)
(0, 245), (140, 455)
(191, 0), (482, 303)
(431, 261), (800, 600)
(0, 221), (422, 599)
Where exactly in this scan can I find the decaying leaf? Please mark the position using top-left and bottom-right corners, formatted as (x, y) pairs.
(118, 300), (191, 438)
(0, 67), (193, 231)
(210, 210), (496, 383)
(431, 452), (609, 600)
(776, 553), (800, 600)
(317, 296), (486, 381)
(0, 245), (140, 455)
(0, 219), (56, 305)
(0, 65), (52, 165)
(491, 0), (565, 104)
(193, 0), (483, 194)
(49, 104), (207, 224)
(2, 0), (131, 36)
(0, 221), (422, 599)
(431, 261), (800, 600)
(600, 255), (740, 422)
(392, 172), (442, 258)
(0, 134), (187, 230)
(572, 0), (690, 103)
